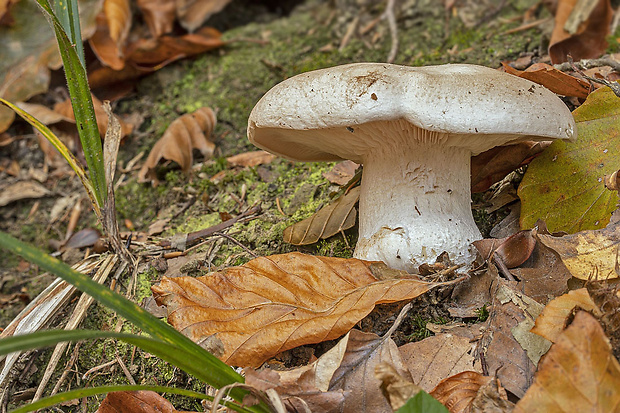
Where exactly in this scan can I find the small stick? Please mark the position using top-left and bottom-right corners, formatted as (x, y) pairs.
(383, 0), (399, 63)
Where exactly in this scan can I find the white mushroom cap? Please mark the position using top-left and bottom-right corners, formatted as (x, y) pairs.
(248, 63), (576, 271)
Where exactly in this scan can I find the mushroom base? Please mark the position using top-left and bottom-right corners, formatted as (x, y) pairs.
(354, 141), (481, 272)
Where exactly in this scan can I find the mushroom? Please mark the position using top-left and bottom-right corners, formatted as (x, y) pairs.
(247, 63), (576, 272)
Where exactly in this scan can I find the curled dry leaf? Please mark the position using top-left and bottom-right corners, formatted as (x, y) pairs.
(514, 311), (620, 413)
(535, 222), (620, 280)
(103, 0), (131, 46)
(376, 362), (422, 411)
(226, 150), (276, 168)
(430, 371), (492, 413)
(470, 141), (549, 193)
(97, 390), (200, 412)
(176, 0), (233, 32)
(89, 12), (126, 70)
(283, 186), (360, 246)
(0, 181), (50, 207)
(136, 0), (176, 37)
(469, 377), (513, 413)
(473, 230), (536, 269)
(531, 288), (600, 343)
(152, 252), (463, 367)
(549, 0), (612, 64)
(323, 160), (359, 186)
(502, 62), (591, 99)
(138, 107), (216, 185)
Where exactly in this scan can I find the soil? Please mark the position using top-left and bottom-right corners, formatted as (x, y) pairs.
(0, 0), (563, 410)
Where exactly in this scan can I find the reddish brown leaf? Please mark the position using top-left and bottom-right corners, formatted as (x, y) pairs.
(136, 0), (176, 37)
(152, 252), (462, 367)
(471, 141), (550, 193)
(514, 311), (620, 412)
(226, 150), (276, 168)
(549, 0), (612, 64)
(502, 62), (591, 98)
(97, 390), (199, 412)
(89, 12), (126, 71)
(323, 160), (359, 186)
(176, 0), (232, 32)
(138, 107), (216, 185)
(473, 230), (536, 269)
(103, 0), (131, 46)
(430, 371), (492, 413)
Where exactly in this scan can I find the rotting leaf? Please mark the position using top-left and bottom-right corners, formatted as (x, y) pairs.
(283, 186), (360, 245)
(152, 252), (463, 367)
(549, 0), (613, 64)
(376, 362), (422, 411)
(226, 150), (276, 168)
(531, 288), (600, 343)
(471, 141), (549, 193)
(97, 390), (200, 412)
(535, 221), (620, 280)
(514, 311), (620, 413)
(429, 371), (492, 413)
(469, 377), (514, 413)
(138, 107), (216, 185)
(0, 181), (50, 207)
(519, 87), (620, 233)
(502, 62), (591, 99)
(473, 230), (536, 269)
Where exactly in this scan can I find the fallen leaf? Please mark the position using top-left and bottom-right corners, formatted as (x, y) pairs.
(89, 12), (126, 71)
(15, 102), (72, 124)
(399, 332), (482, 393)
(531, 288), (599, 343)
(549, 0), (612, 64)
(473, 230), (536, 269)
(152, 252), (462, 367)
(535, 222), (620, 280)
(376, 362), (422, 411)
(62, 228), (102, 250)
(104, 0), (131, 46)
(138, 107), (216, 185)
(469, 377), (514, 413)
(514, 311), (620, 412)
(471, 141), (550, 193)
(519, 87), (620, 233)
(502, 62), (591, 98)
(283, 186), (360, 246)
(323, 160), (359, 186)
(176, 0), (232, 32)
(136, 0), (176, 37)
(430, 371), (492, 413)
(0, 181), (50, 207)
(586, 281), (620, 358)
(97, 390), (199, 412)
(226, 150), (276, 168)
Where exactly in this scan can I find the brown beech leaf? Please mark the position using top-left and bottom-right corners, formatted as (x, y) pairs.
(549, 0), (613, 64)
(176, 0), (232, 32)
(0, 181), (50, 207)
(535, 222), (620, 280)
(226, 150), (276, 168)
(152, 252), (462, 367)
(97, 390), (199, 412)
(89, 12), (126, 70)
(283, 186), (360, 246)
(471, 141), (550, 193)
(103, 0), (131, 46)
(323, 160), (359, 186)
(430, 371), (492, 413)
(375, 362), (422, 411)
(137, 0), (176, 37)
(531, 288), (600, 343)
(514, 311), (620, 412)
(472, 230), (536, 269)
(502, 62), (591, 98)
(470, 377), (514, 413)
(138, 107), (216, 185)
(399, 331), (482, 392)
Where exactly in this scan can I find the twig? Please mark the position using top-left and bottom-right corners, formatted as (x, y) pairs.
(50, 342), (82, 397)
(563, 56), (620, 97)
(215, 232), (258, 258)
(492, 255), (516, 282)
(82, 359), (117, 380)
(554, 55), (620, 73)
(116, 354), (136, 385)
(383, 0), (399, 63)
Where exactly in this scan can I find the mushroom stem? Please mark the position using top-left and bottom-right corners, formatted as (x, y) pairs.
(353, 135), (481, 272)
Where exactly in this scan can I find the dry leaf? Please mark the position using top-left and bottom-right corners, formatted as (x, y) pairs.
(473, 230), (536, 269)
(226, 150), (276, 168)
(531, 288), (600, 343)
(430, 371), (492, 413)
(152, 252), (462, 367)
(0, 181), (50, 207)
(549, 0), (612, 63)
(89, 12), (126, 71)
(176, 0), (232, 32)
(97, 390), (199, 412)
(471, 141), (550, 193)
(376, 362), (422, 411)
(469, 377), (513, 413)
(137, 0), (176, 37)
(399, 332), (482, 392)
(283, 186), (360, 245)
(502, 62), (591, 98)
(104, 0), (131, 46)
(535, 222), (620, 280)
(323, 160), (359, 186)
(138, 107), (216, 185)
(514, 311), (620, 412)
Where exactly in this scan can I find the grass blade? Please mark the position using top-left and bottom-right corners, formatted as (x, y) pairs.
(0, 98), (101, 220)
(0, 233), (271, 411)
(34, 0), (106, 208)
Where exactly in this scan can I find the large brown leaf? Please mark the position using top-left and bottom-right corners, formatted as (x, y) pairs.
(502, 62), (591, 99)
(152, 253), (462, 367)
(137, 0), (176, 37)
(138, 107), (216, 185)
(103, 0), (131, 46)
(430, 371), (493, 413)
(176, 0), (232, 32)
(283, 186), (360, 246)
(97, 390), (200, 412)
(514, 311), (620, 412)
